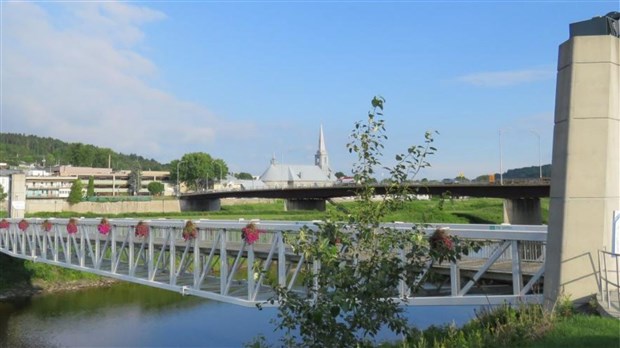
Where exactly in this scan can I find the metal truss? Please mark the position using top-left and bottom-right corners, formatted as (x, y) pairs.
(0, 219), (546, 307)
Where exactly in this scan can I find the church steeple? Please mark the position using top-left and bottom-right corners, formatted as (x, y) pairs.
(315, 125), (329, 175)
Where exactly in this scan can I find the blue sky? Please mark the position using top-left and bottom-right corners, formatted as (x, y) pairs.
(1, 1), (616, 179)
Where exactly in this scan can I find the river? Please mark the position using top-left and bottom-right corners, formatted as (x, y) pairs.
(0, 282), (480, 347)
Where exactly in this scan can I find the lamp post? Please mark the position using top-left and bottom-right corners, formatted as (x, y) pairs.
(176, 161), (184, 197)
(527, 129), (543, 181)
(499, 129), (503, 185)
(499, 128), (542, 185)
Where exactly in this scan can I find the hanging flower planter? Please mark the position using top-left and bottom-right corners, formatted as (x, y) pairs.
(97, 218), (111, 235)
(135, 221), (149, 238)
(0, 219), (9, 229)
(41, 220), (53, 232)
(241, 223), (263, 245)
(18, 219), (29, 232)
(66, 218), (78, 235)
(182, 220), (197, 241)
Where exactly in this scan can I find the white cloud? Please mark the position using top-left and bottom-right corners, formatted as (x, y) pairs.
(455, 68), (554, 87)
(1, 1), (243, 163)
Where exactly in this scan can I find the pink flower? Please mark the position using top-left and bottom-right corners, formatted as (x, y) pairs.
(241, 223), (263, 245)
(67, 218), (78, 234)
(98, 224), (110, 235)
(0, 219), (9, 229)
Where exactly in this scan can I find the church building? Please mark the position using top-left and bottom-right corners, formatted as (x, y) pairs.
(259, 126), (334, 188)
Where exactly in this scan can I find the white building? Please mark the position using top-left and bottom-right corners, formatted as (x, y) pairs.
(259, 126), (335, 188)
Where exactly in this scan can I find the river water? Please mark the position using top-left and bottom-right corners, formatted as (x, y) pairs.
(0, 283), (480, 347)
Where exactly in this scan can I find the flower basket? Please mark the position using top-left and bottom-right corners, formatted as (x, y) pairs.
(135, 221), (149, 238)
(66, 218), (78, 235)
(428, 228), (455, 264)
(182, 220), (197, 241)
(97, 218), (111, 235)
(41, 220), (53, 232)
(241, 223), (263, 245)
(0, 219), (9, 229)
(18, 219), (29, 232)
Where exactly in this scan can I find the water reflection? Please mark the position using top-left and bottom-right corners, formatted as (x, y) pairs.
(1, 282), (478, 347)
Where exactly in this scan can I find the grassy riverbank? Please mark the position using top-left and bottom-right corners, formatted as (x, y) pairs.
(382, 302), (619, 348)
(27, 197), (550, 224)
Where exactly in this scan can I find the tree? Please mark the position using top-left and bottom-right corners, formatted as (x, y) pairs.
(268, 97), (479, 347)
(0, 184), (7, 202)
(147, 181), (165, 196)
(128, 167), (142, 196)
(234, 172), (254, 180)
(67, 179), (83, 205)
(86, 176), (95, 197)
(171, 153), (229, 191)
(334, 171), (346, 179)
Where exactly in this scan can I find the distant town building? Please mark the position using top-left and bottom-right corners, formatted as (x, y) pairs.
(260, 125), (335, 188)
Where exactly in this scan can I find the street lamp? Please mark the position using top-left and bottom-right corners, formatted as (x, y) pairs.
(176, 161), (184, 197)
(499, 128), (542, 185)
(527, 129), (542, 181)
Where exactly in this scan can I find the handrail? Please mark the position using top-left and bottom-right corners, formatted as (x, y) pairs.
(598, 249), (620, 309)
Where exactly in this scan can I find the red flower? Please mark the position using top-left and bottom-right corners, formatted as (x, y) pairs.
(67, 219), (78, 234)
(0, 219), (9, 229)
(182, 221), (197, 241)
(135, 221), (149, 238)
(41, 220), (53, 232)
(429, 228), (454, 252)
(98, 218), (111, 235)
(18, 219), (29, 232)
(241, 223), (262, 245)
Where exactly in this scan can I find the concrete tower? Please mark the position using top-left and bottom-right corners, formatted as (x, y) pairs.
(315, 125), (330, 175)
(545, 13), (619, 304)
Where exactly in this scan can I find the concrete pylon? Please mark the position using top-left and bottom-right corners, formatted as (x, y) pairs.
(545, 25), (619, 304)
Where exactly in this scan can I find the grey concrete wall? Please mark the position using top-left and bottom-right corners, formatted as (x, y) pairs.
(284, 199), (326, 211)
(503, 198), (542, 225)
(26, 199), (181, 215)
(9, 174), (26, 218)
(545, 34), (620, 304)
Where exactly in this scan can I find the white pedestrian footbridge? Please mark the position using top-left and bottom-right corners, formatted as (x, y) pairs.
(0, 218), (547, 307)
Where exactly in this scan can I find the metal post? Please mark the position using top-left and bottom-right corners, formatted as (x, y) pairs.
(499, 129), (503, 185)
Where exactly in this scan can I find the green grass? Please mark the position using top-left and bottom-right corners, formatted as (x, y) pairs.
(27, 197), (547, 225)
(525, 314), (620, 348)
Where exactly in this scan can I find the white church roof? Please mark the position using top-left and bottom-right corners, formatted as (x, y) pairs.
(260, 164), (331, 183)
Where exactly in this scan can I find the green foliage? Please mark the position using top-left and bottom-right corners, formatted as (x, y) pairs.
(128, 167), (142, 195)
(170, 153), (229, 191)
(0, 184), (7, 202)
(267, 97), (480, 347)
(147, 181), (165, 196)
(67, 179), (83, 205)
(86, 176), (95, 197)
(0, 132), (166, 170)
(234, 172), (254, 180)
(334, 171), (346, 179)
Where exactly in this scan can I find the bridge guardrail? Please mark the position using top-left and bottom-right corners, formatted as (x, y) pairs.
(0, 218), (547, 307)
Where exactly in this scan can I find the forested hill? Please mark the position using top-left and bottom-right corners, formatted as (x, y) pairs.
(0, 133), (167, 171)
(502, 164), (552, 179)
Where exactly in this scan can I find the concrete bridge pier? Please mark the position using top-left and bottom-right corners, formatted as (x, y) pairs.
(545, 19), (619, 305)
(284, 198), (326, 211)
(180, 197), (221, 212)
(503, 198), (542, 225)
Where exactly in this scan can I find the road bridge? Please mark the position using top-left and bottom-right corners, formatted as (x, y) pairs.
(181, 183), (550, 224)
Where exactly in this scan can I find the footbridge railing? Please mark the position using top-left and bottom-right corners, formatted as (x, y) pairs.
(0, 218), (546, 307)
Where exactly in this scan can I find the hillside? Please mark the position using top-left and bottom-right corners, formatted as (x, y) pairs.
(0, 133), (167, 171)
(501, 164), (551, 179)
